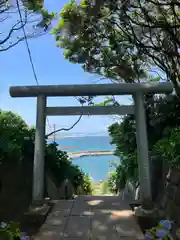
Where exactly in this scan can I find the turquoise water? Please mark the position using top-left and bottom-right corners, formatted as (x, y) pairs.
(55, 136), (120, 181)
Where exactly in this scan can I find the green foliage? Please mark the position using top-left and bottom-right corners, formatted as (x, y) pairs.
(107, 172), (118, 194)
(145, 220), (172, 239)
(81, 174), (92, 194)
(0, 110), (29, 163)
(101, 180), (109, 194)
(0, 0), (56, 52)
(108, 94), (180, 191)
(45, 142), (73, 184)
(22, 0), (44, 11)
(52, 0), (148, 83)
(53, 0), (180, 96)
(45, 142), (92, 192)
(37, 9), (57, 30)
(108, 116), (138, 188)
(95, 96), (120, 107)
(109, 117), (136, 156)
(0, 110), (91, 194)
(108, 164), (128, 194)
(153, 127), (180, 166)
(0, 221), (27, 240)
(52, 0), (180, 94)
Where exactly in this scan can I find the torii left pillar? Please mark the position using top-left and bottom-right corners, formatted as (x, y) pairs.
(32, 95), (46, 204)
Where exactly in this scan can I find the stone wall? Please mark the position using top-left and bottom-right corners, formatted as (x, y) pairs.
(157, 167), (180, 224)
(46, 171), (74, 200)
(58, 179), (74, 199)
(0, 158), (75, 222)
(119, 180), (137, 200)
(0, 159), (33, 221)
(0, 160), (63, 221)
(46, 174), (59, 200)
(120, 164), (180, 226)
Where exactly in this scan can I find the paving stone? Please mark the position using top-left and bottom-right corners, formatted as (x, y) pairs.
(35, 224), (64, 240)
(44, 215), (68, 227)
(88, 197), (130, 211)
(34, 226), (64, 240)
(91, 210), (119, 239)
(91, 208), (144, 239)
(71, 206), (92, 216)
(91, 211), (117, 226)
(90, 237), (144, 240)
(91, 234), (144, 240)
(35, 196), (144, 240)
(72, 199), (91, 216)
(63, 216), (91, 238)
(47, 209), (71, 218)
(76, 195), (95, 201)
(91, 234), (119, 240)
(51, 200), (74, 212)
(118, 238), (145, 240)
(115, 216), (144, 239)
(62, 238), (90, 240)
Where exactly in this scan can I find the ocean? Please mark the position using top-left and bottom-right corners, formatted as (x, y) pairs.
(55, 136), (120, 181)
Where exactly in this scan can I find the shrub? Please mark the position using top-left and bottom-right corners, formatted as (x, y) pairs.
(153, 127), (180, 166)
(108, 172), (118, 194)
(81, 174), (92, 194)
(145, 220), (172, 239)
(0, 221), (29, 240)
(101, 180), (109, 194)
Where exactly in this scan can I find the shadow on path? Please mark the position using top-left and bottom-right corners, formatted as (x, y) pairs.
(34, 196), (144, 240)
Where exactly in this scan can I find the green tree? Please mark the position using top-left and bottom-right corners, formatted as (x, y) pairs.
(101, 179), (109, 194)
(108, 116), (138, 185)
(153, 127), (180, 166)
(0, 110), (29, 162)
(0, 110), (92, 194)
(82, 174), (92, 194)
(45, 142), (88, 191)
(0, 0), (55, 52)
(108, 172), (119, 194)
(89, 0), (180, 91)
(52, 0), (149, 84)
(52, 0), (180, 92)
(108, 94), (180, 193)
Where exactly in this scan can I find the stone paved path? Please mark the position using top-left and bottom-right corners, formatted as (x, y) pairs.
(34, 196), (144, 240)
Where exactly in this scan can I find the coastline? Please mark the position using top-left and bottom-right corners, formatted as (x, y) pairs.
(53, 136), (116, 181)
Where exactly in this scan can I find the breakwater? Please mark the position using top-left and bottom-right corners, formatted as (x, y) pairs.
(67, 150), (114, 159)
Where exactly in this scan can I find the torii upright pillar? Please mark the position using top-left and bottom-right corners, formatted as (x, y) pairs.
(134, 93), (151, 199)
(32, 95), (46, 203)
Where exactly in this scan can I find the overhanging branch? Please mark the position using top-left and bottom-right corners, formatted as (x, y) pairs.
(46, 114), (83, 138)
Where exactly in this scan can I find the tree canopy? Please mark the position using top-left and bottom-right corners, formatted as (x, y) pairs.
(52, 0), (147, 83)
(52, 0), (180, 94)
(0, 0), (55, 52)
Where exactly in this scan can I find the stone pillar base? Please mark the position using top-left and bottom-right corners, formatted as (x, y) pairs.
(134, 205), (159, 218)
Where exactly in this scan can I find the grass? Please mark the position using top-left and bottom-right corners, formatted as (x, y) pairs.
(91, 180), (113, 196)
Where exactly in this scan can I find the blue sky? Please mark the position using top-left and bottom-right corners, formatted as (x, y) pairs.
(0, 0), (131, 136)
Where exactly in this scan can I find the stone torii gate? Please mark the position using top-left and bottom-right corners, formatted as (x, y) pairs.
(9, 82), (173, 203)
